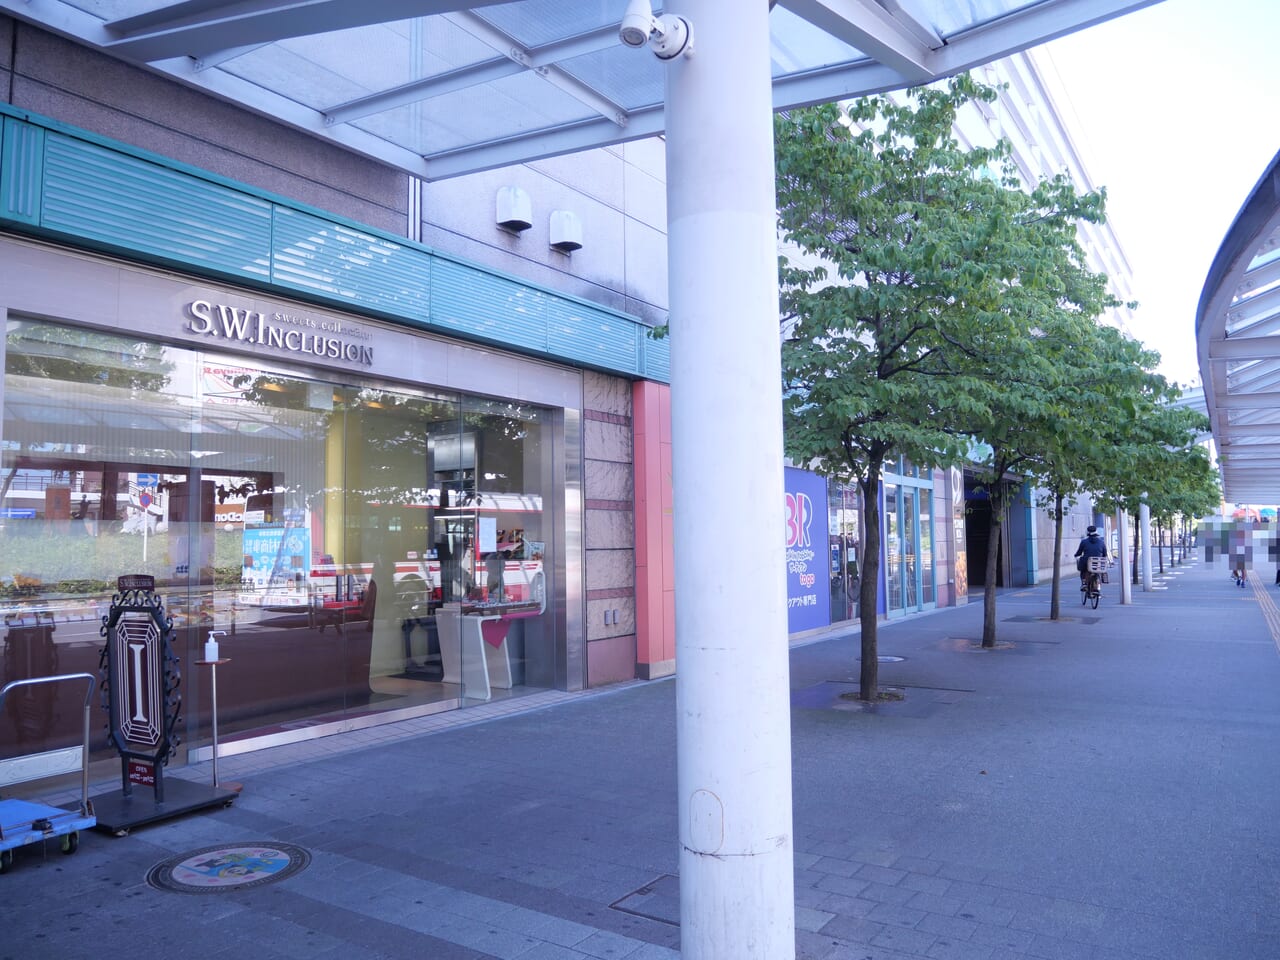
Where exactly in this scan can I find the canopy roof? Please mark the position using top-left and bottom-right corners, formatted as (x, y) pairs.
(1, 0), (1159, 182)
(1197, 149), (1280, 505)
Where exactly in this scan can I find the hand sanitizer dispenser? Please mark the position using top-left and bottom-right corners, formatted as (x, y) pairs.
(204, 629), (226, 662)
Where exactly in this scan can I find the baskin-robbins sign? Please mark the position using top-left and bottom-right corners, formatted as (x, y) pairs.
(784, 466), (831, 633)
(184, 299), (374, 366)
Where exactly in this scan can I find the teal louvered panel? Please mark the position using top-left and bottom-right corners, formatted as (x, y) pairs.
(270, 207), (430, 318)
(0, 118), (45, 225)
(0, 107), (660, 381)
(40, 134), (272, 278)
(641, 332), (671, 383)
(546, 298), (639, 375)
(430, 258), (548, 350)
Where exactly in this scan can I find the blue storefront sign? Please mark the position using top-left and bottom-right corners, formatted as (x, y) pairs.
(784, 467), (831, 634)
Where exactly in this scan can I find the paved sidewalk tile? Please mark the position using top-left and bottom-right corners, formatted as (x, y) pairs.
(5, 560), (1279, 959)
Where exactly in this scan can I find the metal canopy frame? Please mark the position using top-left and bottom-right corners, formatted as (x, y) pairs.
(0, 0), (1161, 182)
(1197, 149), (1280, 505)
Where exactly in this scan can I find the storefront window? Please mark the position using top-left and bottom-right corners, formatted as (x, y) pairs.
(1, 320), (558, 767)
(920, 490), (934, 605)
(828, 479), (860, 622)
(883, 472), (934, 618)
(885, 483), (903, 613)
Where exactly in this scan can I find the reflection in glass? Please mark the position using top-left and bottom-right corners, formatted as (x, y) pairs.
(1, 319), (557, 769)
(903, 488), (918, 609)
(920, 490), (934, 605)
(885, 483), (902, 613)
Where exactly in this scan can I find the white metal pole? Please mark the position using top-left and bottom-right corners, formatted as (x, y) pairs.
(663, 3), (796, 957)
(1139, 501), (1152, 591)
(1116, 509), (1132, 604)
(210, 662), (221, 787)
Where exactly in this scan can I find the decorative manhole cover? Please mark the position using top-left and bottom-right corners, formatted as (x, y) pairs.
(147, 843), (310, 894)
(856, 655), (906, 662)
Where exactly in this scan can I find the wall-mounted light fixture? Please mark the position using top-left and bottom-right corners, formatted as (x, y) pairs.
(549, 210), (583, 252)
(496, 185), (533, 232)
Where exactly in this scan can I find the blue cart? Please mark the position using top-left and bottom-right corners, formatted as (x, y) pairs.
(0, 673), (98, 873)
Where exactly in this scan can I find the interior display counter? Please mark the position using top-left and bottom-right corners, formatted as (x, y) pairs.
(435, 600), (542, 701)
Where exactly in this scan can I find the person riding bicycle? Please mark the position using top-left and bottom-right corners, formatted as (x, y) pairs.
(1074, 525), (1109, 588)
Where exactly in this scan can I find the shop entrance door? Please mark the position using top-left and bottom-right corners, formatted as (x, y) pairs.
(885, 482), (933, 618)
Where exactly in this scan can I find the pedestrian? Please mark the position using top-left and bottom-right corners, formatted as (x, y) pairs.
(1228, 524), (1249, 588)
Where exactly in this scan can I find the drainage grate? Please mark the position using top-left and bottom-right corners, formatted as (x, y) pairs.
(147, 842), (310, 894)
(611, 873), (680, 926)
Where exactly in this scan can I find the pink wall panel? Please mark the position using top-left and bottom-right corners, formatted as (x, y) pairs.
(633, 381), (675, 675)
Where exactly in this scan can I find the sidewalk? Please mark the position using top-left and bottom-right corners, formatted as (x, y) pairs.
(5, 555), (1278, 959)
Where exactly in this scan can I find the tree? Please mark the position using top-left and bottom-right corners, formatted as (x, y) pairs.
(1033, 327), (1192, 619)
(1110, 402), (1217, 578)
(776, 75), (1050, 696)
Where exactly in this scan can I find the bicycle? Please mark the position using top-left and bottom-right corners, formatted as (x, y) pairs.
(1080, 556), (1106, 608)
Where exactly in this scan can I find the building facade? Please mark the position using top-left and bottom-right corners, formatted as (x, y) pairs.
(0, 15), (1130, 773)
(0, 17), (674, 767)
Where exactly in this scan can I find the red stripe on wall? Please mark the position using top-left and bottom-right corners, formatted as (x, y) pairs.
(586, 499), (632, 511)
(584, 409), (631, 426)
(587, 588), (634, 601)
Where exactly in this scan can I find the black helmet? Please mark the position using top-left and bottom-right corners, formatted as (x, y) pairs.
(1086, 525), (1097, 534)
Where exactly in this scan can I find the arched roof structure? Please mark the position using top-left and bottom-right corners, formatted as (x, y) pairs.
(1197, 149), (1280, 504)
(0, 0), (1161, 182)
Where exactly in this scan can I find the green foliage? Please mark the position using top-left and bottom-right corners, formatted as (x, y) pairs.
(777, 77), (1020, 487)
(775, 72), (1179, 654)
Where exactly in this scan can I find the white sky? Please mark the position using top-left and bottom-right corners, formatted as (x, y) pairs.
(1032, 0), (1280, 389)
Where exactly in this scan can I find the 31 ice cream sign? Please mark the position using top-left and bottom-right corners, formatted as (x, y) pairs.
(784, 467), (830, 633)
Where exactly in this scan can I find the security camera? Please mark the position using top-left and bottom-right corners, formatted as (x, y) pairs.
(619, 0), (657, 48)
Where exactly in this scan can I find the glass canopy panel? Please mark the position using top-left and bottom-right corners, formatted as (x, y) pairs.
(219, 18), (500, 114)
(64, 1), (165, 17)
(558, 49), (666, 113)
(12, 1), (1158, 180)
(473, 0), (623, 47)
(912, 0), (1044, 37)
(769, 7), (871, 76)
(351, 72), (604, 156)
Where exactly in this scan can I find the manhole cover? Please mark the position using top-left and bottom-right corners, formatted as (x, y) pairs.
(856, 655), (906, 662)
(147, 842), (310, 894)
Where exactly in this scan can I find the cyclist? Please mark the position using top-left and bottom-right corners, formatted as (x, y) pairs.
(1074, 525), (1109, 590)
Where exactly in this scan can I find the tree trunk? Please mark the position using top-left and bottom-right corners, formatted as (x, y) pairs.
(1157, 521), (1165, 574)
(1049, 492), (1063, 621)
(1131, 521), (1140, 584)
(857, 462), (884, 701)
(981, 483), (1002, 648)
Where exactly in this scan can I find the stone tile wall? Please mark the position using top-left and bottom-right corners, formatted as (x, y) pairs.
(582, 371), (636, 686)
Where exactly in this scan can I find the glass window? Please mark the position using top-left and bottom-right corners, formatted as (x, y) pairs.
(2, 319), (559, 768)
(920, 490), (934, 605)
(885, 483), (903, 613)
